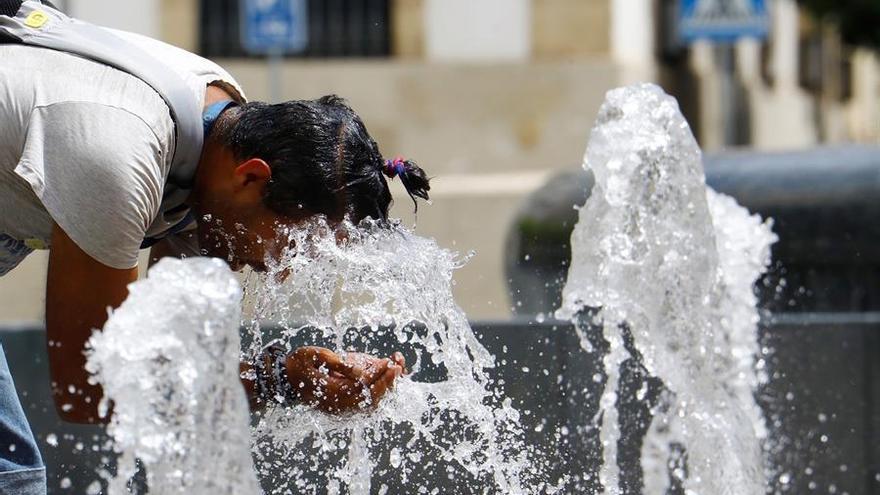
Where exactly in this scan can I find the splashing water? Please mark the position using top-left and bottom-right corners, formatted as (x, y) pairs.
(86, 257), (260, 494)
(557, 84), (777, 494)
(83, 217), (552, 493)
(82, 82), (775, 495)
(242, 219), (553, 494)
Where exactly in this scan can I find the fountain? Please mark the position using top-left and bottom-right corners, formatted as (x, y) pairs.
(557, 83), (777, 493)
(85, 257), (260, 494)
(82, 83), (778, 494)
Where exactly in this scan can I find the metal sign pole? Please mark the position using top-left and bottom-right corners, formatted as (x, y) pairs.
(269, 48), (283, 103)
(240, 0), (308, 102)
(716, 43), (737, 146)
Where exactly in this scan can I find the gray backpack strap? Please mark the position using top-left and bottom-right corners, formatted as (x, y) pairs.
(0, 0), (202, 195)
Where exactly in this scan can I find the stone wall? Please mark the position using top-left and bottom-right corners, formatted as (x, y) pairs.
(532, 0), (611, 59)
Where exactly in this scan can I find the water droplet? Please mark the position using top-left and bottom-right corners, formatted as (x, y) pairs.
(86, 480), (101, 495)
(389, 448), (401, 468)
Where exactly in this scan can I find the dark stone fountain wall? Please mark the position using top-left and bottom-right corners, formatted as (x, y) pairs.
(1, 314), (878, 494)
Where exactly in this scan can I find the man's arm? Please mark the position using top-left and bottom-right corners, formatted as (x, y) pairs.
(48, 236), (402, 421)
(51, 225), (268, 422)
(46, 223), (136, 424)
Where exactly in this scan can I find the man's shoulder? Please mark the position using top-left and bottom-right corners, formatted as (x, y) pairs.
(108, 29), (247, 103)
(0, 43), (176, 148)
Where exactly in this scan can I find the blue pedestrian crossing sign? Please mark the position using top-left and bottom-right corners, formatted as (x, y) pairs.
(240, 0), (308, 54)
(679, 0), (769, 43)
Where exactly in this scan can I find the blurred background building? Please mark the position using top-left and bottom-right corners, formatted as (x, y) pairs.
(1, 0), (878, 322)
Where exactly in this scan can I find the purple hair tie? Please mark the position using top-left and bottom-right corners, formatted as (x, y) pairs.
(383, 156), (407, 179)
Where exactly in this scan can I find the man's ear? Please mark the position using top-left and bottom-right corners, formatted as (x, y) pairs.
(233, 158), (272, 188)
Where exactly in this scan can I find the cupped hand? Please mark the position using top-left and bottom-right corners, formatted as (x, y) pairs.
(286, 347), (405, 414)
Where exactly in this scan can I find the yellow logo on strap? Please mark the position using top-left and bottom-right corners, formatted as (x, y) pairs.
(23, 239), (47, 250)
(24, 10), (49, 29)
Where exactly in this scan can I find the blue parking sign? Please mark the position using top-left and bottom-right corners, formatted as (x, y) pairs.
(679, 0), (769, 43)
(240, 0), (308, 54)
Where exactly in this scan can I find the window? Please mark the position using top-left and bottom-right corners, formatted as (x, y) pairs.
(200, 0), (391, 58)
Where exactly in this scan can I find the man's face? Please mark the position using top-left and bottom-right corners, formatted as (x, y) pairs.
(190, 146), (296, 272)
(193, 209), (278, 272)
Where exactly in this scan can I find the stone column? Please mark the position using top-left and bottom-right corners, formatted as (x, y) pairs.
(735, 37), (765, 145)
(67, 0), (160, 38)
(423, 0), (531, 62)
(690, 40), (724, 150)
(610, 0), (657, 84)
(753, 0), (816, 149)
(769, 0), (798, 87)
(846, 49), (880, 142)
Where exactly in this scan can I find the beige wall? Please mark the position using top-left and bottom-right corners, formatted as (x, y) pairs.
(533, 0), (610, 60)
(0, 253), (48, 323)
(391, 0), (425, 58)
(0, 252), (153, 324)
(226, 61), (617, 173)
(160, 0), (198, 53)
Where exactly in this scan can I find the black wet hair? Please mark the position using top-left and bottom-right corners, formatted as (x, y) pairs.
(212, 95), (430, 223)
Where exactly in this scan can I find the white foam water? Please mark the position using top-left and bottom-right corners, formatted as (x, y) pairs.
(242, 219), (553, 494)
(83, 221), (553, 494)
(85, 257), (260, 495)
(557, 84), (777, 494)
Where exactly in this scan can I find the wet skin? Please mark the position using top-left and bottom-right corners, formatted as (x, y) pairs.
(282, 348), (406, 413)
